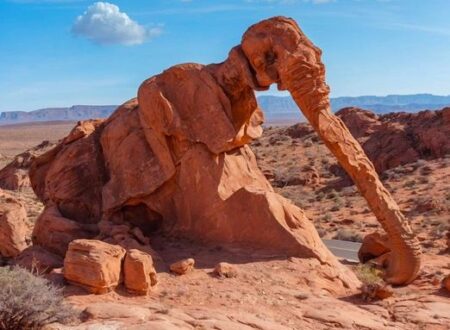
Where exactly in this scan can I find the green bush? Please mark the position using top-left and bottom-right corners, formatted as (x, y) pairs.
(0, 267), (76, 330)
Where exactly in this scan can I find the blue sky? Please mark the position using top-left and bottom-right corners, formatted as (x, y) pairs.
(1, 0), (449, 111)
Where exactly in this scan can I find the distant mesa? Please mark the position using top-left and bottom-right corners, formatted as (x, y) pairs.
(0, 105), (117, 125)
(1, 94), (450, 125)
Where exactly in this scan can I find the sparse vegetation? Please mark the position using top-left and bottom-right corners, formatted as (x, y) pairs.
(354, 264), (383, 285)
(0, 266), (76, 330)
(403, 179), (416, 188)
(330, 205), (340, 212)
(315, 191), (325, 201)
(333, 229), (363, 242)
(420, 165), (432, 175)
(327, 189), (339, 200)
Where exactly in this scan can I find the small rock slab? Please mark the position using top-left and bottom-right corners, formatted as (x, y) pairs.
(83, 302), (151, 321)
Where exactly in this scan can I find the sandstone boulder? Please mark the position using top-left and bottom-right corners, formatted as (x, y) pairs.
(29, 119), (106, 224)
(361, 283), (394, 301)
(213, 262), (238, 278)
(337, 107), (450, 173)
(64, 239), (126, 294)
(0, 141), (56, 191)
(124, 249), (157, 295)
(0, 190), (29, 257)
(32, 205), (98, 256)
(170, 258), (195, 275)
(358, 232), (391, 263)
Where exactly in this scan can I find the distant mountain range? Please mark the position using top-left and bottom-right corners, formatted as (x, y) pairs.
(0, 105), (117, 125)
(259, 94), (450, 123)
(1, 94), (449, 125)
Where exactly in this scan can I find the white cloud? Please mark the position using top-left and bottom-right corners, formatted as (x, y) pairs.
(72, 2), (162, 46)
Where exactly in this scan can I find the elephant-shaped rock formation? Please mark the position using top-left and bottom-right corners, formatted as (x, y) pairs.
(29, 16), (420, 286)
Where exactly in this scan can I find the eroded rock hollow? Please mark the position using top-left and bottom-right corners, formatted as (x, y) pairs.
(30, 16), (420, 286)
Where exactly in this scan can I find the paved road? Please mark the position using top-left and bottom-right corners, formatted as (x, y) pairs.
(323, 239), (362, 262)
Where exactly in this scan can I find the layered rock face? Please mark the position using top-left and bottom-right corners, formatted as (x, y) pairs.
(337, 107), (450, 172)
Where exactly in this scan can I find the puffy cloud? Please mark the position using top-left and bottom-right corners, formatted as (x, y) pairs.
(72, 2), (162, 46)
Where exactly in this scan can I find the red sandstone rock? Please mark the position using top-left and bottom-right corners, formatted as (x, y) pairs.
(0, 190), (29, 257)
(0, 141), (56, 191)
(124, 249), (157, 295)
(358, 232), (391, 264)
(361, 283), (394, 301)
(443, 275), (450, 292)
(30, 119), (106, 225)
(64, 239), (126, 294)
(32, 205), (97, 256)
(337, 107), (450, 173)
(213, 262), (238, 278)
(170, 258), (195, 275)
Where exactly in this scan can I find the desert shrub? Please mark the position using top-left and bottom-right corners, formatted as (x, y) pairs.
(321, 213), (332, 221)
(403, 180), (416, 188)
(334, 196), (344, 206)
(315, 191), (325, 201)
(354, 264), (383, 285)
(289, 196), (307, 210)
(330, 206), (339, 212)
(420, 165), (432, 175)
(393, 165), (405, 174)
(411, 159), (427, 170)
(303, 140), (313, 148)
(311, 135), (320, 143)
(330, 195), (345, 210)
(327, 189), (339, 200)
(333, 229), (363, 242)
(0, 266), (76, 330)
